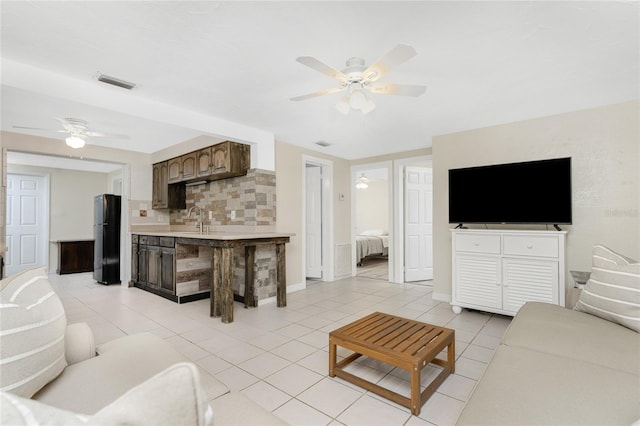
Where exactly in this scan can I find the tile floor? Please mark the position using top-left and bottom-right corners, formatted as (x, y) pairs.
(49, 273), (512, 426)
(356, 257), (389, 281)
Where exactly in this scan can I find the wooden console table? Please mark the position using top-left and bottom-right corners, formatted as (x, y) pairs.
(329, 312), (455, 415)
(56, 240), (94, 274)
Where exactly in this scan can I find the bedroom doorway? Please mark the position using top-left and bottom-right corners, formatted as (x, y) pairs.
(352, 163), (392, 281)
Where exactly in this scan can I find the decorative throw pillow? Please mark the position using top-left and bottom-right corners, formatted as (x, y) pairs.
(1, 391), (87, 425)
(0, 267), (67, 397)
(574, 245), (640, 332)
(0, 363), (213, 426)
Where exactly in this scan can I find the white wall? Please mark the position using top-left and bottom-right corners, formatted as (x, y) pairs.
(432, 100), (640, 301)
(355, 179), (388, 235)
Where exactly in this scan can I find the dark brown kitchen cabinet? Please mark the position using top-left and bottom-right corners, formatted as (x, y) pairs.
(211, 141), (250, 179)
(152, 161), (186, 210)
(196, 147), (212, 177)
(160, 247), (175, 293)
(152, 162), (168, 209)
(181, 152), (197, 181)
(57, 240), (94, 274)
(167, 158), (181, 184)
(131, 235), (139, 282)
(130, 235), (176, 297)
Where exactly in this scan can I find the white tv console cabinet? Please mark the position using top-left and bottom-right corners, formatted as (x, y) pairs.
(451, 229), (566, 316)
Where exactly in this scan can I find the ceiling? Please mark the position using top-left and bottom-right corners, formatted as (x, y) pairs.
(1, 1), (638, 161)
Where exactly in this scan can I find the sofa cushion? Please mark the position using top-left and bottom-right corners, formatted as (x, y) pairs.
(0, 267), (67, 397)
(502, 302), (640, 375)
(457, 345), (640, 426)
(92, 362), (212, 426)
(574, 244), (640, 332)
(33, 332), (228, 414)
(1, 363), (212, 426)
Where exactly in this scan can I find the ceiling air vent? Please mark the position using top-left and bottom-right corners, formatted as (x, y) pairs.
(315, 141), (331, 147)
(97, 73), (136, 90)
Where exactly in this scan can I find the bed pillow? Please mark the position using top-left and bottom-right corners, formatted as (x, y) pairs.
(0, 267), (67, 397)
(574, 245), (640, 332)
(1, 363), (213, 426)
(360, 229), (387, 236)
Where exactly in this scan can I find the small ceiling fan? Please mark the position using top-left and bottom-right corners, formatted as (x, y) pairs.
(291, 44), (426, 115)
(13, 117), (129, 149)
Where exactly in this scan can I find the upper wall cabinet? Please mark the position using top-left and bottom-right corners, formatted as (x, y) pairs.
(152, 161), (186, 210)
(211, 141), (250, 179)
(197, 147), (212, 177)
(152, 141), (250, 209)
(167, 158), (181, 184)
(181, 152), (197, 181)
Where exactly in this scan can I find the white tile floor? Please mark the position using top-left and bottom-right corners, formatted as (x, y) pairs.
(49, 273), (512, 426)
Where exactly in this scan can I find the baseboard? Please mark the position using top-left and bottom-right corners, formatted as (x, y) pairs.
(258, 281), (306, 306)
(333, 272), (352, 281)
(432, 292), (452, 303)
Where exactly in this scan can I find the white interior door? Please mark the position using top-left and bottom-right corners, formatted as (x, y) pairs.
(6, 174), (48, 277)
(404, 167), (433, 282)
(306, 165), (322, 278)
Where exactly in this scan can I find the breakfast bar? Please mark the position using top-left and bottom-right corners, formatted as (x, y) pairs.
(130, 231), (292, 323)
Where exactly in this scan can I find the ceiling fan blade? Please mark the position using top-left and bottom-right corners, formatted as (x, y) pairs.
(85, 131), (130, 139)
(363, 44), (417, 82)
(296, 57), (348, 85)
(368, 82), (426, 97)
(290, 87), (344, 101)
(12, 125), (69, 133)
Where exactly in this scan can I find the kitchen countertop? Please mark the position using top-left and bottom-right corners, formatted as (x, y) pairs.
(133, 230), (294, 240)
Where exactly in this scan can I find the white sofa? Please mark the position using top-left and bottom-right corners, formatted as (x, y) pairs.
(0, 267), (286, 425)
(458, 245), (640, 425)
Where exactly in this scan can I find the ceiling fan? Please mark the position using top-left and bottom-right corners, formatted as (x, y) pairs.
(290, 44), (426, 115)
(13, 117), (129, 149)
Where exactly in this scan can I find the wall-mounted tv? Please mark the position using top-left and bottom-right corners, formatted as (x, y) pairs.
(448, 157), (572, 225)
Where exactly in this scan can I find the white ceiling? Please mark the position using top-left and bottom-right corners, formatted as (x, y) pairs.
(1, 1), (638, 160)
(7, 151), (123, 174)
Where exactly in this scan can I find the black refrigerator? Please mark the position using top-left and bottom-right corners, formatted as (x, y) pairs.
(93, 194), (121, 285)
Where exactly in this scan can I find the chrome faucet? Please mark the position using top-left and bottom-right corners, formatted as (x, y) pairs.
(187, 205), (204, 234)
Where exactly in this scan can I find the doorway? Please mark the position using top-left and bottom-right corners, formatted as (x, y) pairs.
(5, 173), (49, 276)
(303, 156), (334, 282)
(393, 156), (433, 284)
(351, 162), (393, 281)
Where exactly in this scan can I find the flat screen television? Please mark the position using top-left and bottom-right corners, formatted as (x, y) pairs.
(448, 157), (572, 225)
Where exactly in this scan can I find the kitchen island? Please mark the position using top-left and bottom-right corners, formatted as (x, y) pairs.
(130, 230), (292, 323)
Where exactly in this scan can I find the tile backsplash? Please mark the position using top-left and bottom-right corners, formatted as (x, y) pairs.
(170, 169), (276, 227)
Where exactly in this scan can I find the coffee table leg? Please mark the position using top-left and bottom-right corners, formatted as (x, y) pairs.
(329, 339), (337, 377)
(411, 366), (421, 415)
(448, 339), (456, 373)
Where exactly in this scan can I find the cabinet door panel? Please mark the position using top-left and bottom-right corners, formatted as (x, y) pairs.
(197, 148), (212, 177)
(167, 158), (181, 183)
(147, 246), (161, 288)
(138, 245), (149, 284)
(160, 248), (175, 293)
(152, 162), (169, 209)
(181, 153), (197, 181)
(131, 243), (139, 282)
(503, 258), (558, 313)
(211, 143), (229, 173)
(455, 254), (501, 309)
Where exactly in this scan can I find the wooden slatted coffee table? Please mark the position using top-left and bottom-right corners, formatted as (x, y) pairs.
(329, 312), (455, 415)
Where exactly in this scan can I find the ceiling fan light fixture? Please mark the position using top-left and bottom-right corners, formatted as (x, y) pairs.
(335, 96), (351, 115)
(65, 135), (85, 149)
(361, 97), (376, 114)
(349, 89), (367, 110)
(356, 173), (369, 189)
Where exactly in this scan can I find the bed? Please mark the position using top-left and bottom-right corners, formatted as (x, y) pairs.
(356, 230), (389, 265)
